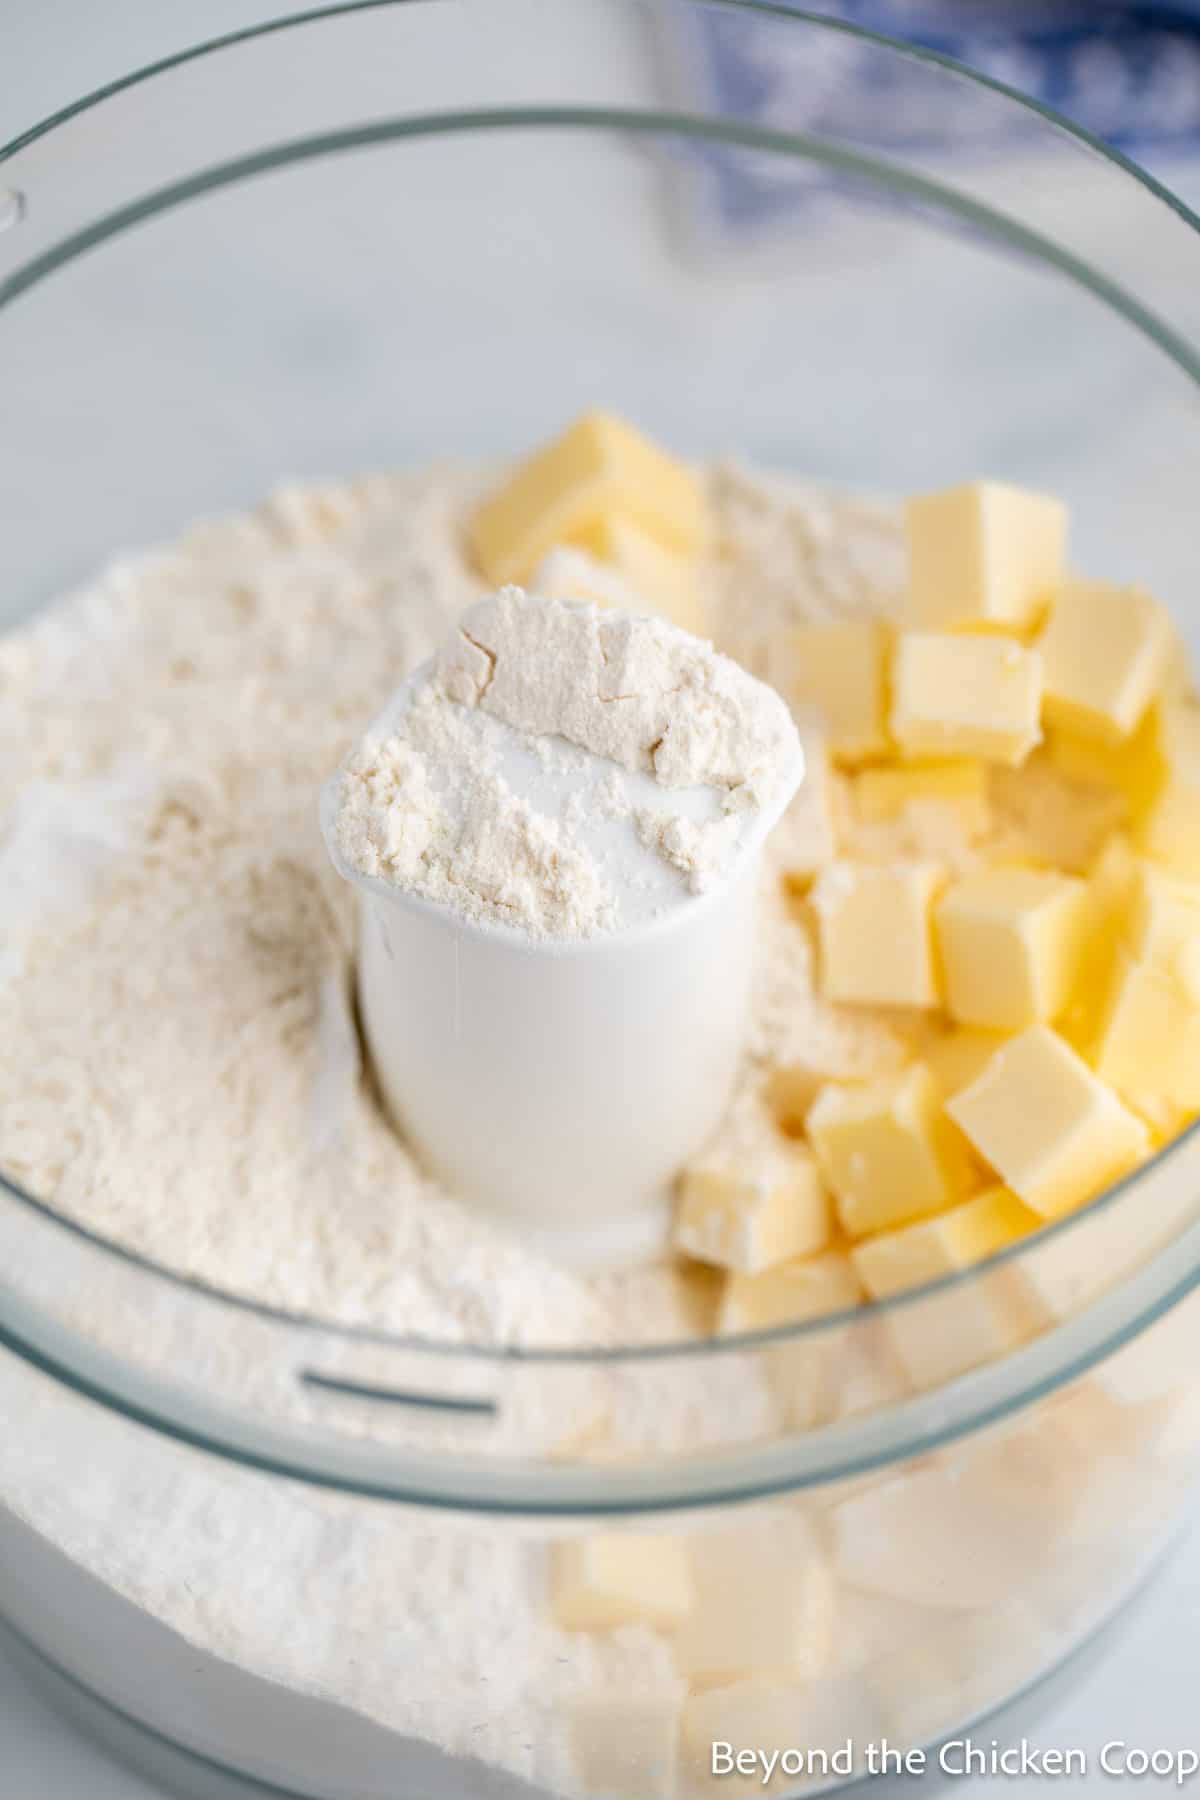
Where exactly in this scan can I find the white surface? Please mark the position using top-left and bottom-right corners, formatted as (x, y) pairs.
(4, 5), (1200, 1797)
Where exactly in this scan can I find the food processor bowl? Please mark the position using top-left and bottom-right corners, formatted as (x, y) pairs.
(2, 3), (1200, 1796)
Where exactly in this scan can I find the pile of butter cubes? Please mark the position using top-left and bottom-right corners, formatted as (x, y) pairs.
(467, 414), (1200, 1382)
(680, 478), (1200, 1370)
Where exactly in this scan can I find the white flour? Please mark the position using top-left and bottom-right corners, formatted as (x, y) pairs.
(332, 584), (801, 934)
(0, 460), (904, 1349)
(0, 459), (936, 1793)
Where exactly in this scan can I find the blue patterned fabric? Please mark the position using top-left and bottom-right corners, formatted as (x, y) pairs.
(662, 2), (1200, 230)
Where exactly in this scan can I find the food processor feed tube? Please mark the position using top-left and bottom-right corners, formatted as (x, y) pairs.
(323, 588), (804, 1265)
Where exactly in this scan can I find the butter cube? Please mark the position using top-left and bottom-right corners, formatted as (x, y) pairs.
(1012, 1147), (1196, 1322)
(676, 1129), (830, 1275)
(851, 1187), (1038, 1299)
(537, 517), (705, 636)
(1060, 836), (1141, 1052)
(934, 866), (1091, 1030)
(1045, 703), (1167, 824)
(1090, 950), (1200, 1108)
(583, 515), (704, 635)
(947, 1025), (1150, 1218)
(882, 1272), (1042, 1392)
(568, 1694), (681, 1800)
(469, 411), (706, 585)
(905, 480), (1066, 632)
(1141, 703), (1200, 878)
(773, 620), (889, 765)
(1090, 830), (1143, 908)
(808, 1066), (974, 1237)
(851, 1188), (1041, 1388)
(854, 759), (989, 837)
(924, 1026), (1010, 1100)
(765, 1034), (917, 1136)
(1126, 865), (1200, 967)
(551, 1533), (693, 1632)
(1038, 581), (1173, 745)
(890, 633), (1043, 766)
(718, 1251), (862, 1334)
(678, 1518), (834, 1686)
(811, 860), (944, 1008)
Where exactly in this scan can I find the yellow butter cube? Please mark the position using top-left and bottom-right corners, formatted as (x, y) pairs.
(890, 633), (1043, 766)
(719, 1251), (862, 1334)
(883, 1268), (1041, 1394)
(676, 1132), (830, 1275)
(807, 1066), (974, 1237)
(1090, 950), (1200, 1109)
(585, 513), (705, 633)
(811, 860), (944, 1008)
(568, 1695), (681, 1800)
(934, 866), (1091, 1030)
(1038, 581), (1173, 745)
(678, 1518), (834, 1686)
(924, 1026), (1010, 1100)
(536, 515), (706, 636)
(947, 1025), (1150, 1219)
(851, 1187), (1038, 1299)
(1126, 865), (1200, 967)
(1045, 703), (1167, 824)
(905, 480), (1066, 633)
(552, 1532), (693, 1632)
(851, 1188), (1042, 1389)
(1141, 703), (1200, 878)
(1089, 831), (1143, 907)
(773, 619), (890, 765)
(469, 411), (706, 585)
(1012, 1147), (1197, 1323)
(1060, 833), (1142, 1053)
(854, 759), (989, 837)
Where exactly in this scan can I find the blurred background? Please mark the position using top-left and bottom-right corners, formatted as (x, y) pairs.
(9, 0), (1200, 200)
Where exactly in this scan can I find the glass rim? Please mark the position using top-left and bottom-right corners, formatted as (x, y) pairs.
(0, 0), (1198, 259)
(1, 0), (1199, 1507)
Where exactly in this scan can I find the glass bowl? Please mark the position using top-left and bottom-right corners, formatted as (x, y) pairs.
(2, 4), (1199, 1797)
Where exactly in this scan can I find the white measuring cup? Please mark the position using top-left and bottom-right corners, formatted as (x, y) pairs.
(322, 666), (803, 1268)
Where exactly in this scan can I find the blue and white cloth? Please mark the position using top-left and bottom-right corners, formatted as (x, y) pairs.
(661, 2), (1200, 233)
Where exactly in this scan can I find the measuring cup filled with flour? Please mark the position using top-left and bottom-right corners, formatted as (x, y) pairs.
(321, 584), (804, 1265)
